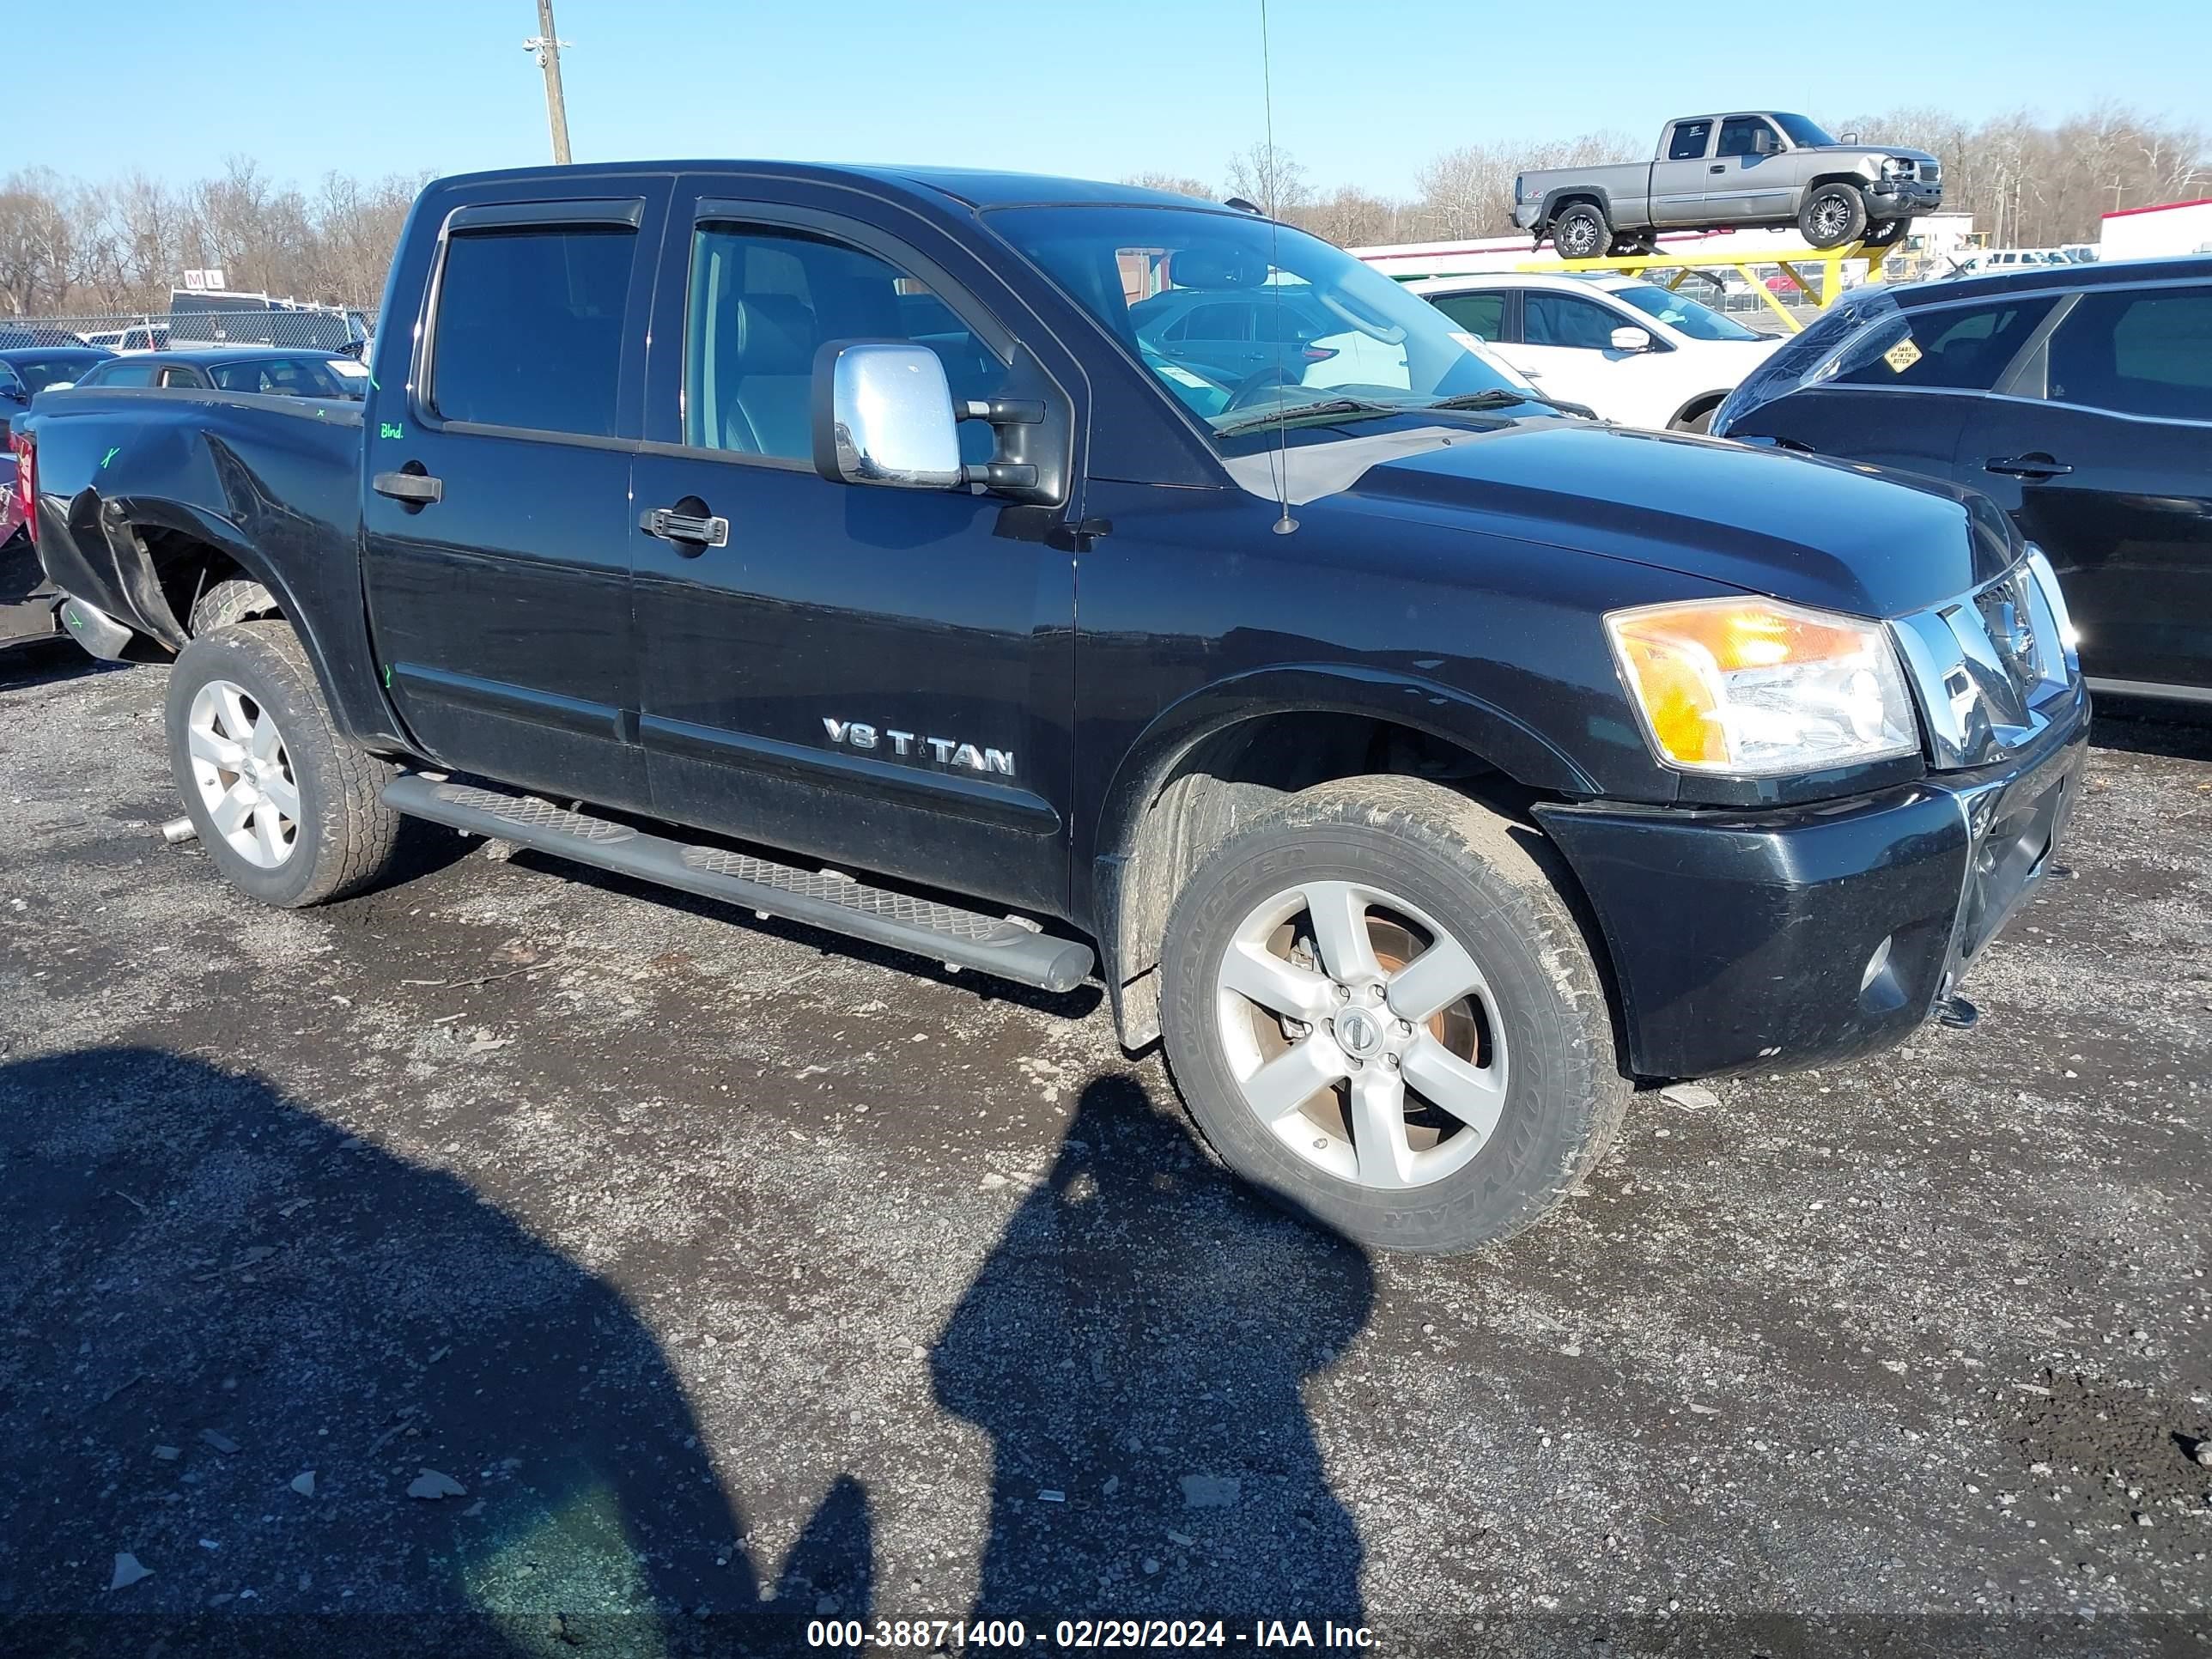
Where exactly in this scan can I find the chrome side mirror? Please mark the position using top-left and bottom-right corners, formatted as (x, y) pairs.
(811, 342), (963, 489)
(1609, 325), (1654, 353)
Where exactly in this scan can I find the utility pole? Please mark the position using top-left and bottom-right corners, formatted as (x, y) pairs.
(525, 0), (573, 166)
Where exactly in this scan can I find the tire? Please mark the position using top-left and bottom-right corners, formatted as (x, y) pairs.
(1158, 776), (1628, 1255)
(1861, 217), (1910, 249)
(165, 621), (403, 908)
(1550, 201), (1610, 261)
(187, 577), (278, 635)
(1798, 184), (1868, 249)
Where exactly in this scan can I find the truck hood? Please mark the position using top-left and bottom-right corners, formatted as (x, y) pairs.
(1303, 421), (2017, 618)
(1805, 144), (1940, 167)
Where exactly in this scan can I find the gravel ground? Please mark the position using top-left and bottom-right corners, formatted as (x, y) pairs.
(1, 640), (2207, 1658)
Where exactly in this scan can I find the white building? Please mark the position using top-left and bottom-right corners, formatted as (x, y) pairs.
(2099, 198), (2212, 260)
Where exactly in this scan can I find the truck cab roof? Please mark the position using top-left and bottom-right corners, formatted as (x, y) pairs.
(426, 159), (1237, 216)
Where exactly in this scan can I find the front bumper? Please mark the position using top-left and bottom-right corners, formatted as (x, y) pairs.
(1534, 690), (2087, 1079)
(1865, 179), (1942, 218)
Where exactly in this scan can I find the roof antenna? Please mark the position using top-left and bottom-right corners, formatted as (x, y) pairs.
(1259, 0), (1296, 535)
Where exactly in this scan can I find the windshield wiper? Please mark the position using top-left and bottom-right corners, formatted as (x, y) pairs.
(1212, 397), (1409, 437)
(1425, 387), (1600, 421)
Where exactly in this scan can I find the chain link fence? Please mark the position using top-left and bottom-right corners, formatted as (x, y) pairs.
(2, 302), (376, 355)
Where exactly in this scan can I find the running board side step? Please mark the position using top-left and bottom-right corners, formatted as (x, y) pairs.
(380, 775), (1095, 994)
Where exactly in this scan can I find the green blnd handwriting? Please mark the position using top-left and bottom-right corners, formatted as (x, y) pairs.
(379, 422), (404, 440)
(382, 665), (393, 689)
(100, 447), (119, 469)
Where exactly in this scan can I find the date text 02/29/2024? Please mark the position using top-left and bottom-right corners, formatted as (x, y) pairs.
(805, 1619), (1377, 1649)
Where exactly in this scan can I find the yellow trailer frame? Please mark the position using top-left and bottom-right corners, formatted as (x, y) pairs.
(1516, 240), (1894, 332)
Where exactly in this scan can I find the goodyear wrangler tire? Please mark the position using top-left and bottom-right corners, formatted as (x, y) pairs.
(1159, 776), (1628, 1255)
(165, 621), (403, 908)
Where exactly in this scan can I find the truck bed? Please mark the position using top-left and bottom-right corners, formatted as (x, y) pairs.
(21, 387), (398, 748)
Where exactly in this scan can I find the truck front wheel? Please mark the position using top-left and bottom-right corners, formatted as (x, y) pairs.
(164, 622), (403, 908)
(1799, 184), (1869, 248)
(1158, 777), (1627, 1255)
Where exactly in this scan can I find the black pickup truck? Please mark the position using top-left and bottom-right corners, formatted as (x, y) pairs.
(17, 162), (2088, 1254)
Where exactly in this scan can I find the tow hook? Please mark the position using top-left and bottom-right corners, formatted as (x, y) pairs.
(1936, 994), (1979, 1030)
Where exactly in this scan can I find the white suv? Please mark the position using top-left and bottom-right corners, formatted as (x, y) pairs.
(1406, 273), (1781, 431)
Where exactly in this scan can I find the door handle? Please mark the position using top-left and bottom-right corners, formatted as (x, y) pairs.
(372, 467), (442, 504)
(1984, 454), (2072, 480)
(1709, 164), (1725, 173)
(640, 505), (729, 549)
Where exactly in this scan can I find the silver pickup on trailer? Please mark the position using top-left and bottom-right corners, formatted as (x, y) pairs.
(1514, 112), (1942, 258)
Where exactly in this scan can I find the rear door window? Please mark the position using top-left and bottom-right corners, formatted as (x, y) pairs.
(1667, 121), (1713, 161)
(1429, 291), (1507, 342)
(431, 225), (635, 435)
(1838, 298), (2055, 391)
(93, 362), (160, 387)
(2045, 287), (2212, 422)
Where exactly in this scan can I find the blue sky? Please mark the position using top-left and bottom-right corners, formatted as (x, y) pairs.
(15, 0), (2209, 198)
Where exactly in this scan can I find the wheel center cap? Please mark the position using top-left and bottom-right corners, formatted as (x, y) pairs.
(1334, 1007), (1382, 1059)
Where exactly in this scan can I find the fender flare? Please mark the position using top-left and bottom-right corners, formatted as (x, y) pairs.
(1668, 389), (1731, 429)
(1086, 662), (1599, 1003)
(1539, 187), (1617, 234)
(95, 490), (402, 751)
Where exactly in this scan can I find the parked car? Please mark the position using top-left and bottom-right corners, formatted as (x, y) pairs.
(19, 163), (2086, 1255)
(70, 347), (368, 400)
(1408, 273), (1780, 430)
(81, 324), (171, 353)
(166, 289), (369, 356)
(1713, 257), (2212, 703)
(1514, 112), (1942, 257)
(1940, 248), (2070, 280)
(2, 346), (115, 648)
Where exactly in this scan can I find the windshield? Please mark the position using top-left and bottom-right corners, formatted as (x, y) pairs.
(988, 204), (1521, 439)
(1772, 113), (1836, 148)
(1609, 283), (1764, 343)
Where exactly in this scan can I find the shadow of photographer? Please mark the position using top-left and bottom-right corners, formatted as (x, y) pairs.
(932, 1073), (1376, 1621)
(0, 1045), (871, 1656)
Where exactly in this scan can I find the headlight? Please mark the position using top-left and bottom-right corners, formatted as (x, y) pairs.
(1880, 156), (1911, 178)
(1605, 597), (1919, 775)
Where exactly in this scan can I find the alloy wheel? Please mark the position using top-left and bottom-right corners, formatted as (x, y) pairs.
(186, 678), (301, 869)
(1212, 879), (1508, 1191)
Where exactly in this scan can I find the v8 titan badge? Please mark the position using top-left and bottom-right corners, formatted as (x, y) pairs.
(1883, 337), (1923, 374)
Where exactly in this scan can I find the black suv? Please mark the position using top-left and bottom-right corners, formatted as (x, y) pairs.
(1713, 257), (2212, 704)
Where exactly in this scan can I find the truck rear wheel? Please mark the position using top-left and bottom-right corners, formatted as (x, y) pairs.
(1550, 201), (1610, 260)
(1799, 184), (1869, 248)
(1158, 776), (1627, 1255)
(164, 621), (403, 908)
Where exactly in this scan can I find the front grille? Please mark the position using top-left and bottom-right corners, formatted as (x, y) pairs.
(1889, 549), (2079, 771)
(1922, 162), (1942, 185)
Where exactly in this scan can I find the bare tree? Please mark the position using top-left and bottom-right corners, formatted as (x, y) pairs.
(1224, 143), (1310, 219)
(1291, 186), (1406, 248)
(1123, 173), (1215, 202)
(0, 169), (76, 314)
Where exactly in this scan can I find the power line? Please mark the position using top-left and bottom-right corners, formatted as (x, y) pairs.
(524, 0), (574, 166)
